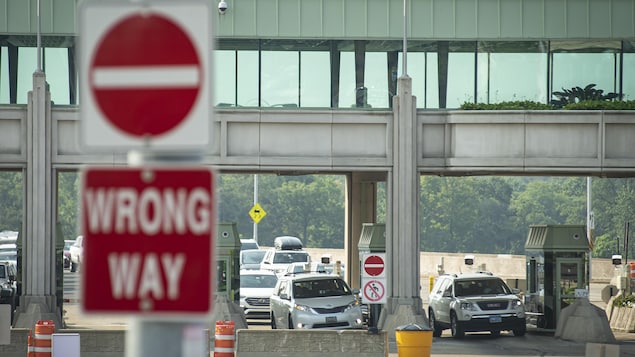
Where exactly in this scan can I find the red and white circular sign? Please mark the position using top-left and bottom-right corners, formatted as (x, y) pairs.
(80, 1), (211, 150)
(363, 255), (385, 277)
(89, 13), (202, 137)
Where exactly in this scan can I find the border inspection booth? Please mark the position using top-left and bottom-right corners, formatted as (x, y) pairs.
(216, 222), (241, 304)
(524, 225), (590, 331)
(358, 223), (385, 328)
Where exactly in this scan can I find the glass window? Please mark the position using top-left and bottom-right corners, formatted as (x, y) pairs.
(623, 41), (635, 100)
(214, 50), (237, 106)
(477, 42), (548, 103)
(0, 47), (8, 104)
(261, 51), (298, 107)
(364, 52), (388, 108)
(44, 48), (71, 105)
(300, 51), (330, 107)
(338, 51), (356, 108)
(551, 41), (621, 102)
(237, 50), (259, 107)
(17, 48), (37, 104)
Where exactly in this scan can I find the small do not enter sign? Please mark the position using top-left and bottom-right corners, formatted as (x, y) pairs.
(363, 254), (385, 277)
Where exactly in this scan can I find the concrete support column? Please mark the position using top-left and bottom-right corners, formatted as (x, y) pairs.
(378, 75), (426, 335)
(14, 71), (61, 329)
(345, 172), (383, 289)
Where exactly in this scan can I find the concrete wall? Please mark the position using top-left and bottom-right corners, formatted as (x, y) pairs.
(235, 329), (388, 357)
(0, 329), (124, 357)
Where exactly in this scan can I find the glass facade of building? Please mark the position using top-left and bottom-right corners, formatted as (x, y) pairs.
(1, 39), (633, 109)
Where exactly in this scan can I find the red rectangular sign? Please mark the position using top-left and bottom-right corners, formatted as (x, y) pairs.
(80, 166), (215, 316)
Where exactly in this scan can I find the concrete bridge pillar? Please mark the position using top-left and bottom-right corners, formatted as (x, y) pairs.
(378, 74), (427, 335)
(14, 71), (62, 330)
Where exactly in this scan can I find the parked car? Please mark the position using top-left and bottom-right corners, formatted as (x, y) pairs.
(239, 269), (278, 319)
(240, 249), (266, 270)
(261, 236), (310, 276)
(63, 239), (75, 269)
(0, 261), (18, 322)
(269, 270), (364, 330)
(428, 271), (526, 338)
(69, 236), (83, 272)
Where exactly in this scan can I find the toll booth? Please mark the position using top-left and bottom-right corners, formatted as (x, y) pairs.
(524, 224), (590, 331)
(216, 222), (241, 304)
(358, 223), (385, 328)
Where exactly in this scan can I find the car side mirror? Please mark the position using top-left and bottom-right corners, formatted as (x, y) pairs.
(8, 274), (15, 282)
(352, 288), (360, 295)
(511, 288), (520, 294)
(280, 293), (289, 300)
(442, 290), (452, 298)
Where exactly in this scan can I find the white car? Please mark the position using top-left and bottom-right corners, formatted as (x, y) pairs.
(69, 236), (83, 272)
(239, 269), (278, 319)
(270, 271), (363, 330)
(428, 272), (526, 338)
(260, 236), (310, 276)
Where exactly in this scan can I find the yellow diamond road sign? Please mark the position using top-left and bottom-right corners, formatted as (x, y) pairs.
(249, 203), (267, 224)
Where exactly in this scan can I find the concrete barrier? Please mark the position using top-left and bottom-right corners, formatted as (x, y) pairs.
(0, 329), (124, 357)
(235, 329), (388, 357)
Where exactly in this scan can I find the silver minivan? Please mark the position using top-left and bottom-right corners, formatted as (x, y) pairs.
(270, 272), (364, 330)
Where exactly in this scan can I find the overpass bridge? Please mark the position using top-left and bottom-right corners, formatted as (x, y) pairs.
(2, 92), (634, 332)
(3, 105), (635, 175)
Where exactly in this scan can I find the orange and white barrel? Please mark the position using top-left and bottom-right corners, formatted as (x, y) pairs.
(630, 261), (635, 280)
(27, 330), (35, 357)
(214, 320), (235, 357)
(33, 320), (54, 357)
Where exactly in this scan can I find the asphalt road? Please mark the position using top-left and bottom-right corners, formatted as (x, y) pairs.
(63, 271), (635, 356)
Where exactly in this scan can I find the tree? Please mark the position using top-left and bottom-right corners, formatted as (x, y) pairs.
(0, 171), (23, 232)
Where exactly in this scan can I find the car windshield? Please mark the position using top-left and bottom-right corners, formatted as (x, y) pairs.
(273, 252), (309, 264)
(454, 278), (511, 297)
(240, 274), (278, 288)
(293, 278), (351, 298)
(64, 241), (75, 250)
(241, 250), (266, 264)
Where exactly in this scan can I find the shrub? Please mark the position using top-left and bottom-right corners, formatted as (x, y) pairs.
(459, 101), (555, 110)
(613, 294), (635, 308)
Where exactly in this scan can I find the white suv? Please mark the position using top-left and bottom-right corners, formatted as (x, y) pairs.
(428, 272), (526, 338)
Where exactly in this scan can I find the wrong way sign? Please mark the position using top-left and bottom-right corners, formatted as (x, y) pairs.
(79, 0), (212, 151)
(362, 253), (386, 278)
(80, 166), (215, 316)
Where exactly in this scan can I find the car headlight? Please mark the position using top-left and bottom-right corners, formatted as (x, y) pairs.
(294, 304), (315, 313)
(460, 301), (477, 311)
(512, 299), (524, 310)
(345, 300), (360, 311)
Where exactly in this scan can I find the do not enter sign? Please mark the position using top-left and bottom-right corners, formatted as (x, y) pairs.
(80, 0), (212, 150)
(90, 13), (201, 137)
(362, 254), (386, 277)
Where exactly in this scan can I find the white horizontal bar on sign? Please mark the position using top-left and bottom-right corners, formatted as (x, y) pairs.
(92, 65), (199, 88)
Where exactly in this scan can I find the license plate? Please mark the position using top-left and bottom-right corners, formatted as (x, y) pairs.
(489, 316), (502, 323)
(326, 316), (337, 323)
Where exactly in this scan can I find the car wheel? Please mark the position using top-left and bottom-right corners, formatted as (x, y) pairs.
(450, 312), (464, 339)
(513, 325), (526, 337)
(70, 262), (77, 273)
(288, 315), (294, 329)
(270, 313), (277, 329)
(428, 309), (442, 337)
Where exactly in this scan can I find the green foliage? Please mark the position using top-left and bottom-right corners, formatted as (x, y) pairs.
(564, 100), (635, 110)
(613, 294), (635, 308)
(0, 171), (22, 231)
(460, 101), (555, 110)
(551, 84), (618, 108)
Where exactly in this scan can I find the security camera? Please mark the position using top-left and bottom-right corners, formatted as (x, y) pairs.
(218, 0), (228, 14)
(464, 254), (475, 266)
(612, 254), (623, 266)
